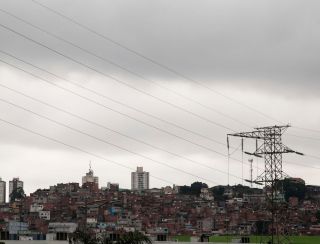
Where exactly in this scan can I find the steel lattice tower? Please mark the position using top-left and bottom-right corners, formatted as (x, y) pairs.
(227, 125), (303, 244)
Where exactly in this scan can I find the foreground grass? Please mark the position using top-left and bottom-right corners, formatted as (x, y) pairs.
(208, 235), (320, 243)
(289, 236), (320, 244)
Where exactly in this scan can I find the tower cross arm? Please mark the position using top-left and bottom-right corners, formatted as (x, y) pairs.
(274, 144), (304, 155)
(252, 143), (304, 156)
(227, 130), (266, 139)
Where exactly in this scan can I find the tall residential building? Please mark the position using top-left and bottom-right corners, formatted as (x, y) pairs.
(0, 178), (6, 204)
(131, 166), (149, 191)
(82, 164), (99, 187)
(9, 177), (23, 200)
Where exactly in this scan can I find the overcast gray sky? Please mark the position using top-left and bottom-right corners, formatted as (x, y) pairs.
(0, 0), (320, 196)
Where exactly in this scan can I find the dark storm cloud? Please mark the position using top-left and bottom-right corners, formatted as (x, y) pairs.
(0, 0), (319, 95)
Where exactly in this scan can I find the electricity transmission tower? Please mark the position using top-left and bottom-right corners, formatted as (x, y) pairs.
(227, 125), (303, 244)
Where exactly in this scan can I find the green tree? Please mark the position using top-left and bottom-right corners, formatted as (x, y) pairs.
(316, 210), (320, 223)
(179, 185), (191, 194)
(179, 182), (208, 196)
(211, 186), (226, 201)
(118, 231), (152, 244)
(9, 187), (26, 203)
(190, 182), (208, 195)
(73, 229), (99, 244)
(282, 178), (306, 202)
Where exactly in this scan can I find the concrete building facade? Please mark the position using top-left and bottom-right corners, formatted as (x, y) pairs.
(131, 166), (149, 191)
(82, 165), (99, 187)
(0, 178), (6, 204)
(9, 178), (23, 201)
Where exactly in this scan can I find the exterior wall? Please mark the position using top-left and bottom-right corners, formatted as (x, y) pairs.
(82, 168), (99, 187)
(131, 167), (149, 191)
(9, 178), (23, 198)
(8, 221), (29, 234)
(82, 175), (99, 185)
(30, 203), (44, 212)
(107, 182), (119, 191)
(48, 223), (78, 233)
(0, 179), (6, 204)
(39, 211), (51, 220)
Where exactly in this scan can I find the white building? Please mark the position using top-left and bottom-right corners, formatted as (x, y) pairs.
(86, 217), (97, 227)
(30, 203), (44, 212)
(131, 166), (149, 191)
(200, 188), (214, 201)
(9, 177), (23, 200)
(48, 222), (78, 233)
(39, 210), (51, 220)
(0, 178), (6, 204)
(82, 164), (99, 186)
(163, 186), (173, 195)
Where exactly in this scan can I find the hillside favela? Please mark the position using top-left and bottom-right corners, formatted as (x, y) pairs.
(0, 166), (320, 243)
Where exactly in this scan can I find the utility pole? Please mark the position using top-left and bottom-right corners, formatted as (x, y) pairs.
(228, 125), (303, 244)
(248, 159), (253, 188)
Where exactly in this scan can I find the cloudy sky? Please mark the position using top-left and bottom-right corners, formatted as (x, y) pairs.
(0, 0), (320, 196)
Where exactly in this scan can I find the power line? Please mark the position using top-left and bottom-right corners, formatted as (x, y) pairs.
(0, 82), (243, 181)
(30, 0), (282, 125)
(8, 54), (307, 175)
(0, 57), (262, 184)
(0, 49), (256, 173)
(287, 132), (320, 141)
(0, 1), (318, 187)
(292, 126), (320, 134)
(0, 51), (255, 171)
(285, 160), (320, 171)
(0, 57), (224, 154)
(0, 49), (225, 147)
(0, 22), (236, 132)
(305, 154), (320, 161)
(0, 58), (235, 161)
(31, 0), (320, 140)
(2, 75), (316, 182)
(284, 134), (320, 163)
(0, 53), (262, 172)
(227, 131), (320, 176)
(0, 117), (173, 185)
(12, 112), (313, 189)
(0, 97), (223, 185)
(0, 52), (261, 181)
(7, 9), (318, 177)
(0, 7), (252, 129)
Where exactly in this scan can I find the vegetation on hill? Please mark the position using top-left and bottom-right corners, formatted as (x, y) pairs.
(282, 178), (306, 201)
(179, 181), (208, 196)
(9, 187), (26, 203)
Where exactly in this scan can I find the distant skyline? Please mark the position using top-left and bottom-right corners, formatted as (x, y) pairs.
(0, 0), (320, 196)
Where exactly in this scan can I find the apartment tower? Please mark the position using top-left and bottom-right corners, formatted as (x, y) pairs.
(131, 166), (149, 191)
(0, 178), (6, 204)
